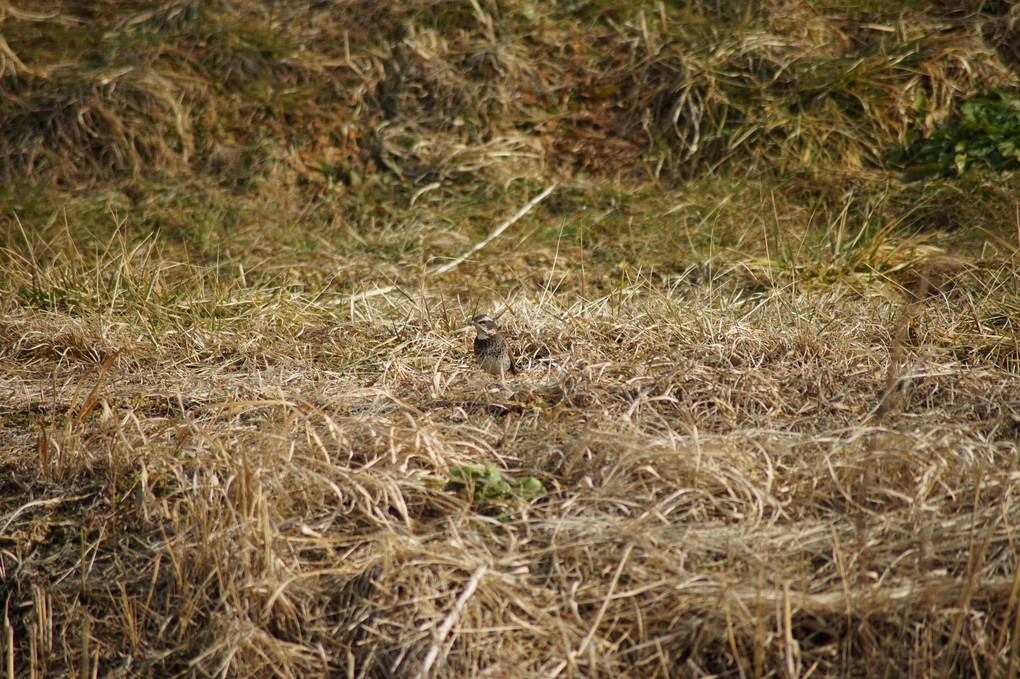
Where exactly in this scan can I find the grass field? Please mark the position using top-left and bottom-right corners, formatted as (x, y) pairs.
(2, 1), (1020, 677)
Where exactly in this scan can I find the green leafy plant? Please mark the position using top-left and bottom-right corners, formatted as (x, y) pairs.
(446, 463), (546, 510)
(896, 89), (1020, 179)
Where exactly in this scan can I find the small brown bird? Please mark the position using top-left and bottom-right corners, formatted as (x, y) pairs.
(471, 313), (517, 380)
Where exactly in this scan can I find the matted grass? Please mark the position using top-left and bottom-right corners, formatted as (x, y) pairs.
(3, 180), (1019, 676)
(3, 0), (1020, 677)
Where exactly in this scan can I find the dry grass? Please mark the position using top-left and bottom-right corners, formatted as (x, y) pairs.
(3, 1), (1020, 677)
(2, 204), (1019, 676)
(2, 0), (1014, 188)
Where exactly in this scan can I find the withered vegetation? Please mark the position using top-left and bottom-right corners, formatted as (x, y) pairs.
(2, 0), (1020, 677)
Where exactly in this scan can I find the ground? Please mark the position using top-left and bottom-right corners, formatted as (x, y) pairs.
(2, 1), (1020, 677)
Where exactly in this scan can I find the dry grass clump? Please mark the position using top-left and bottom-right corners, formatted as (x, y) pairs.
(2, 240), (1019, 676)
(0, 4), (204, 183)
(3, 0), (1015, 189)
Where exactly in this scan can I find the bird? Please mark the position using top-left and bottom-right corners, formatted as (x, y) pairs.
(471, 313), (517, 380)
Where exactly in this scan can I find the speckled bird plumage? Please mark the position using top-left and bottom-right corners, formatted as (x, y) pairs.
(471, 313), (516, 380)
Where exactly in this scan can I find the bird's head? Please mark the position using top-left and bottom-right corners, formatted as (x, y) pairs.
(471, 313), (498, 338)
